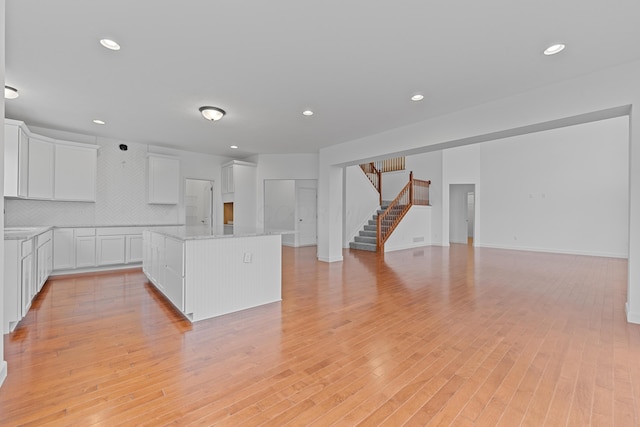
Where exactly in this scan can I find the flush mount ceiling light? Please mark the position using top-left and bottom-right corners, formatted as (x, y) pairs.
(100, 38), (121, 51)
(199, 106), (226, 121)
(302, 110), (314, 116)
(230, 145), (238, 149)
(411, 94), (424, 101)
(4, 85), (19, 99)
(544, 43), (565, 56)
(92, 119), (106, 125)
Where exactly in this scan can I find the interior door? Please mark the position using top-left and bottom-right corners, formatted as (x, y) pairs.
(185, 179), (213, 226)
(296, 186), (317, 246)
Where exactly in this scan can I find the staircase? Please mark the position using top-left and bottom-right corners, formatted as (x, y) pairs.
(350, 169), (431, 252)
(349, 201), (392, 252)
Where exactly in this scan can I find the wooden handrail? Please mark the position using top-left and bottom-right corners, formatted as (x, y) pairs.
(360, 162), (382, 205)
(376, 171), (430, 251)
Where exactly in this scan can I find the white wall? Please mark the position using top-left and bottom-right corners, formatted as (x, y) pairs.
(253, 153), (318, 231)
(478, 116), (629, 257)
(5, 130), (231, 227)
(344, 165), (380, 247)
(384, 206), (431, 252)
(264, 180), (295, 245)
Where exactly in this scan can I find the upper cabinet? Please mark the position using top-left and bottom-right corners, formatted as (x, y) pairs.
(4, 122), (29, 198)
(148, 154), (180, 204)
(27, 137), (54, 199)
(221, 160), (257, 229)
(4, 119), (99, 202)
(54, 143), (97, 201)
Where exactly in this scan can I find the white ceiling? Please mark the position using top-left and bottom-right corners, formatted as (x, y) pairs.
(5, 1), (640, 157)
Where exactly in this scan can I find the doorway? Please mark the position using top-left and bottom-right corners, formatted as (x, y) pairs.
(185, 179), (213, 227)
(449, 184), (475, 245)
(264, 179), (317, 247)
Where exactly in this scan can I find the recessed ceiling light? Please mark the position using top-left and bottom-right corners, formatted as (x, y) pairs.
(199, 106), (226, 121)
(543, 43), (565, 56)
(230, 145), (238, 149)
(93, 119), (106, 125)
(4, 85), (19, 99)
(100, 39), (121, 51)
(302, 110), (314, 116)
(411, 94), (424, 101)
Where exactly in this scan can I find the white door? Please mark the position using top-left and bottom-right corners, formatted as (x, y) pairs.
(296, 186), (317, 246)
(185, 179), (213, 226)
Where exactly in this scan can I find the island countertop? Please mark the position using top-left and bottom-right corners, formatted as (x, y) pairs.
(146, 225), (295, 241)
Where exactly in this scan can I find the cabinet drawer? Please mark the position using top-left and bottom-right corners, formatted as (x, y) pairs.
(37, 230), (53, 246)
(75, 228), (96, 237)
(21, 239), (33, 256)
(97, 227), (144, 236)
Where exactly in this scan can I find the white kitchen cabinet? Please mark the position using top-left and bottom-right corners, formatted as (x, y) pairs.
(126, 235), (143, 264)
(220, 160), (257, 229)
(75, 230), (97, 268)
(27, 137), (54, 199)
(163, 237), (185, 311)
(53, 228), (75, 270)
(21, 250), (34, 320)
(148, 154), (180, 204)
(221, 164), (234, 194)
(54, 143), (98, 201)
(36, 230), (53, 292)
(96, 235), (126, 266)
(4, 121), (29, 198)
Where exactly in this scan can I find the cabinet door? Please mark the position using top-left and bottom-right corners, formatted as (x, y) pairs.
(222, 165), (234, 194)
(53, 228), (75, 270)
(54, 144), (97, 201)
(96, 235), (126, 266)
(21, 253), (33, 318)
(28, 138), (54, 199)
(37, 244), (46, 290)
(4, 124), (29, 198)
(163, 238), (185, 311)
(76, 237), (96, 268)
(126, 235), (143, 264)
(148, 155), (180, 204)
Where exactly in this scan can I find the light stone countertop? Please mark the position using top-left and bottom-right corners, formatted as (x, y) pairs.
(4, 224), (184, 240)
(147, 226), (295, 241)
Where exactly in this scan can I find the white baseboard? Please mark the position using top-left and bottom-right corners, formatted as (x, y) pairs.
(318, 255), (343, 263)
(0, 361), (7, 389)
(626, 302), (640, 324)
(50, 263), (143, 277)
(474, 243), (628, 259)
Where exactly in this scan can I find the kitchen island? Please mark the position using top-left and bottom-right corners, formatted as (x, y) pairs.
(142, 226), (285, 322)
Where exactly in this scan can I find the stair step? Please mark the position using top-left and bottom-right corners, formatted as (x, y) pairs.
(355, 236), (376, 244)
(349, 242), (377, 252)
(364, 225), (377, 231)
(368, 220), (377, 226)
(359, 230), (376, 238)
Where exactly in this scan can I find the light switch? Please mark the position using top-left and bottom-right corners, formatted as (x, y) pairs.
(243, 252), (252, 263)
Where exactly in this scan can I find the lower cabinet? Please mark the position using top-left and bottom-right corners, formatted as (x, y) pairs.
(97, 235), (126, 266)
(36, 230), (53, 292)
(76, 235), (97, 268)
(52, 227), (148, 273)
(143, 231), (185, 312)
(4, 235), (41, 334)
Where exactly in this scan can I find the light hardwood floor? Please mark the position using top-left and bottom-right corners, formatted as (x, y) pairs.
(0, 244), (638, 426)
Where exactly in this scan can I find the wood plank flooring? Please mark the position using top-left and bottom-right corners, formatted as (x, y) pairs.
(0, 244), (638, 426)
